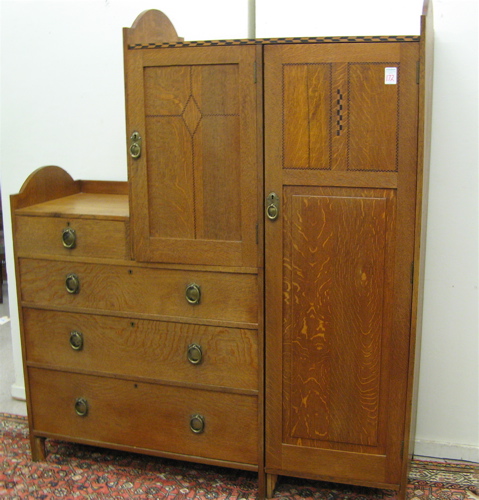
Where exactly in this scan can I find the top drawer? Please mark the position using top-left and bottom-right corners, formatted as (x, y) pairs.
(14, 215), (130, 261)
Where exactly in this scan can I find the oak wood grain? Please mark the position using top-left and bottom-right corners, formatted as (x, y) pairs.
(400, 4), (434, 496)
(29, 368), (258, 466)
(11, 166), (79, 211)
(15, 216), (130, 261)
(265, 40), (420, 490)
(24, 308), (258, 392)
(125, 45), (259, 267)
(285, 190), (392, 448)
(15, 193), (128, 220)
(19, 258), (258, 326)
(124, 9), (183, 47)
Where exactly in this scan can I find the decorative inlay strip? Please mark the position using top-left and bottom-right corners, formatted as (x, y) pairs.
(129, 35), (419, 50)
(337, 89), (343, 137)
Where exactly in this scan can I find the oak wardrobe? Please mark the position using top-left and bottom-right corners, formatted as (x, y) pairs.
(12, 3), (433, 499)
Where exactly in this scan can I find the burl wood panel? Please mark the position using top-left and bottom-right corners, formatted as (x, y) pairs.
(29, 368), (258, 466)
(23, 308), (258, 392)
(283, 188), (396, 448)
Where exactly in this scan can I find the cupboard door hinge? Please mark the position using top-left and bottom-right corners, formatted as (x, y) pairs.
(411, 262), (415, 284)
(254, 61), (257, 84)
(400, 440), (405, 460)
(256, 223), (259, 244)
(416, 61), (420, 84)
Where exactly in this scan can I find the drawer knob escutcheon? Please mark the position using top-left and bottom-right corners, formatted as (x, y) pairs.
(62, 228), (76, 249)
(185, 283), (201, 305)
(187, 343), (203, 364)
(65, 273), (80, 294)
(69, 331), (84, 351)
(74, 398), (88, 417)
(190, 414), (205, 434)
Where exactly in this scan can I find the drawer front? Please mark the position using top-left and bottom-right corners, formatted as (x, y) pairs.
(15, 215), (129, 260)
(29, 368), (258, 466)
(24, 309), (258, 391)
(19, 259), (258, 325)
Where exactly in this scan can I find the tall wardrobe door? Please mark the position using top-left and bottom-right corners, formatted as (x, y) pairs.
(264, 41), (419, 488)
(125, 45), (261, 267)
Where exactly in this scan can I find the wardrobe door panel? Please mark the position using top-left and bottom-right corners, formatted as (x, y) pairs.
(265, 41), (419, 489)
(125, 45), (260, 267)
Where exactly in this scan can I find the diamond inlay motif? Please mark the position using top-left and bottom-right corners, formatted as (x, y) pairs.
(182, 96), (202, 135)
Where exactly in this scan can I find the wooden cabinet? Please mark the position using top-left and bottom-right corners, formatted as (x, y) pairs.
(264, 41), (421, 494)
(12, 165), (261, 476)
(124, 35), (262, 268)
(11, 4), (432, 499)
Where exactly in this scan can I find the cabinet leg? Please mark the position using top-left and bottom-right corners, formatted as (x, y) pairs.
(30, 436), (46, 461)
(258, 469), (266, 499)
(396, 481), (407, 500)
(266, 474), (278, 498)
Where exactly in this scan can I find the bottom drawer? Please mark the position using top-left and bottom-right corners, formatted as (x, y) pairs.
(28, 368), (258, 466)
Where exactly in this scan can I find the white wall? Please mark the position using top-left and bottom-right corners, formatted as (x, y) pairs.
(1, 0), (477, 462)
(413, 0), (478, 462)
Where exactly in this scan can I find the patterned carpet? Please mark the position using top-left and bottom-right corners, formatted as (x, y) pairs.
(1, 413), (477, 499)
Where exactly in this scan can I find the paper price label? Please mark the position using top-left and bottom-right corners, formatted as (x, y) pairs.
(385, 67), (397, 85)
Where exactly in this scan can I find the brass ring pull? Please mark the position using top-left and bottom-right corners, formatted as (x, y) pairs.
(74, 398), (88, 417)
(62, 228), (76, 249)
(266, 204), (279, 220)
(185, 283), (201, 305)
(187, 343), (203, 365)
(130, 143), (141, 159)
(65, 273), (80, 294)
(69, 331), (83, 351)
(190, 414), (205, 434)
(129, 131), (142, 159)
(265, 192), (280, 221)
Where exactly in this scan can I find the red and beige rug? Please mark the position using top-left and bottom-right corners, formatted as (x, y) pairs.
(1, 413), (478, 499)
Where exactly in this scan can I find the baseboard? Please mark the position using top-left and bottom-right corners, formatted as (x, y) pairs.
(415, 439), (479, 463)
(10, 383), (26, 402)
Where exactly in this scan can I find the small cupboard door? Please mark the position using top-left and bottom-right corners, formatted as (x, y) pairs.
(125, 45), (261, 267)
(264, 42), (419, 488)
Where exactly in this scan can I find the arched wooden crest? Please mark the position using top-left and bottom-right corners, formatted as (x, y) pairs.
(123, 9), (183, 47)
(11, 166), (78, 211)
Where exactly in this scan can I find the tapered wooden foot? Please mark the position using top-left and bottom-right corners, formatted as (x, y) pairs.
(31, 436), (46, 461)
(266, 474), (278, 498)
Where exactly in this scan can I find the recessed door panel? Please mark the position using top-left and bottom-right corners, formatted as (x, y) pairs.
(285, 189), (393, 448)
